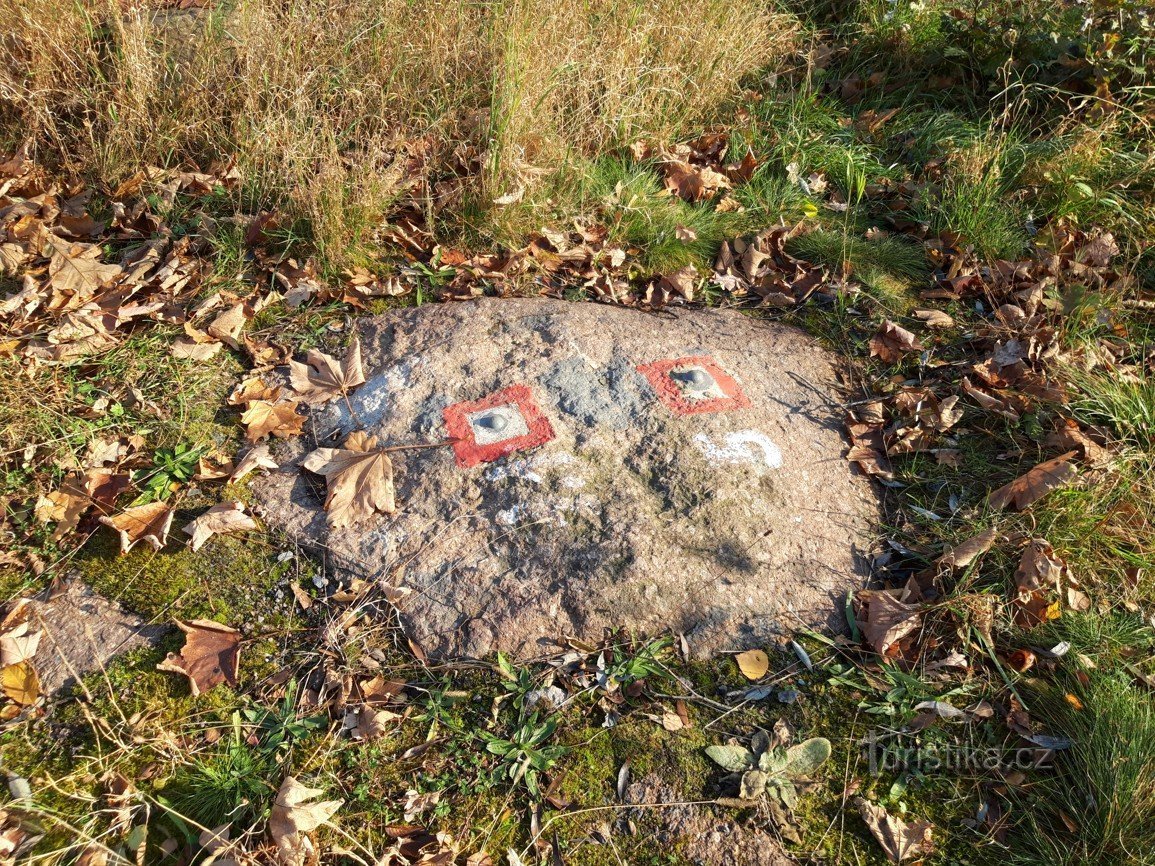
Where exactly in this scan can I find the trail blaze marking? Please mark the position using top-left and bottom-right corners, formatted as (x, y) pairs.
(444, 384), (556, 468)
(637, 355), (751, 415)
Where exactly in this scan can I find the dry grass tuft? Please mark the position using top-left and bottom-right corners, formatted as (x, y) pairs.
(1, 0), (795, 264)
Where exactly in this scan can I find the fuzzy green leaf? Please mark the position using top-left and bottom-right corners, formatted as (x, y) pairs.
(783, 737), (831, 777)
(705, 745), (755, 772)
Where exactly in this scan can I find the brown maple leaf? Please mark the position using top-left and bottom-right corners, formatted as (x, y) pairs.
(301, 430), (396, 530)
(99, 500), (174, 554)
(661, 159), (731, 202)
(241, 399), (305, 442)
(183, 502), (259, 552)
(988, 452), (1078, 511)
(156, 619), (240, 695)
(289, 339), (366, 405)
(269, 776), (343, 866)
(855, 797), (935, 862)
(46, 237), (123, 300)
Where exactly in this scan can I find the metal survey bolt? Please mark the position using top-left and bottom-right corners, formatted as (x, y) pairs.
(476, 411), (509, 432)
(679, 368), (713, 390)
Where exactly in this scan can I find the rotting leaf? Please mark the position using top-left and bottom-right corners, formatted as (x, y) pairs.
(988, 452), (1078, 511)
(269, 776), (343, 866)
(156, 619), (240, 696)
(289, 338), (366, 405)
(183, 501), (259, 552)
(99, 500), (174, 554)
(855, 797), (935, 862)
(302, 431), (396, 529)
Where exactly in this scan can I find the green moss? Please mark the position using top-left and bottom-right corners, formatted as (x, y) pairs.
(75, 530), (296, 626)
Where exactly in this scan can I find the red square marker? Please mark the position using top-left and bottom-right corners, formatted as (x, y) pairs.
(637, 355), (751, 416)
(443, 384), (556, 468)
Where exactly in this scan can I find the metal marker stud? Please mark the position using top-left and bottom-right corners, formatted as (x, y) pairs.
(476, 411), (509, 432)
(681, 368), (711, 390)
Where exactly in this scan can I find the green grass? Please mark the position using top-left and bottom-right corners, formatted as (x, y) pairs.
(1010, 667), (1155, 866)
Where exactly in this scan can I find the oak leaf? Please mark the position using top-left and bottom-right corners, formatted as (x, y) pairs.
(99, 500), (174, 553)
(302, 431), (396, 529)
(269, 776), (343, 866)
(156, 619), (240, 695)
(289, 339), (365, 405)
(241, 399), (305, 442)
(183, 502), (259, 552)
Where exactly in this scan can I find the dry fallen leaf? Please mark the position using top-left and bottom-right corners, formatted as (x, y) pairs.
(289, 339), (365, 405)
(302, 431), (396, 529)
(735, 648), (769, 680)
(0, 620), (41, 667)
(99, 500), (174, 554)
(231, 444), (279, 483)
(1, 661), (40, 706)
(46, 237), (123, 298)
(269, 776), (343, 866)
(1015, 539), (1065, 594)
(183, 502), (259, 552)
(937, 528), (999, 570)
(855, 797), (935, 862)
(241, 399), (306, 442)
(205, 302), (250, 349)
(988, 452), (1078, 511)
(156, 619), (240, 696)
(869, 320), (923, 363)
(661, 159), (731, 202)
(858, 590), (922, 657)
(912, 309), (954, 329)
(34, 474), (89, 541)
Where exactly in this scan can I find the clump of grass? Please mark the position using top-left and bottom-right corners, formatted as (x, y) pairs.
(789, 228), (929, 300)
(586, 159), (756, 272)
(2, 0), (796, 267)
(1069, 367), (1155, 452)
(1010, 669), (1155, 865)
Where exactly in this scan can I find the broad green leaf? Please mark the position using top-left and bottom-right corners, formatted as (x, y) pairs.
(705, 745), (755, 772)
(783, 737), (831, 777)
(758, 746), (789, 774)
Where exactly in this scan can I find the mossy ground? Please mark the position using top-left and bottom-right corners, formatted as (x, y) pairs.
(3, 0), (1155, 861)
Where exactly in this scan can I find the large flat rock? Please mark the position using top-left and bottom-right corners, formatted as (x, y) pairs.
(254, 299), (879, 659)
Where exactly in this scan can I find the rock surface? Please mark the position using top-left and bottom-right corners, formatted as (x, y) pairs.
(19, 580), (165, 695)
(255, 298), (879, 659)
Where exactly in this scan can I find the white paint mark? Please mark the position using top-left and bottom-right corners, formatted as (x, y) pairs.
(495, 505), (526, 526)
(693, 430), (784, 469)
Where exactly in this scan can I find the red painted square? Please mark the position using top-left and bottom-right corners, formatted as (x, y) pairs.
(637, 355), (751, 415)
(443, 384), (556, 468)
